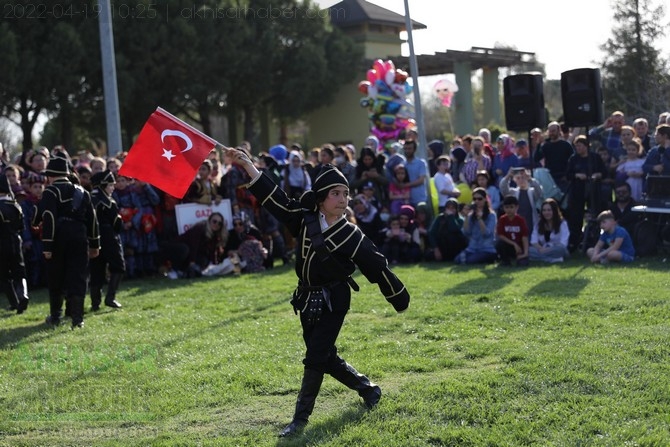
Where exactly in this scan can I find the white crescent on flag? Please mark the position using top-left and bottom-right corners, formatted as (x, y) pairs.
(161, 129), (193, 153)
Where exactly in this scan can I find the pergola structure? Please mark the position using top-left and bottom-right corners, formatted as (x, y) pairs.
(307, 0), (537, 148)
(391, 47), (538, 134)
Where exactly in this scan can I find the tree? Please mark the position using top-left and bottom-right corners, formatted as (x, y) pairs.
(599, 0), (670, 119)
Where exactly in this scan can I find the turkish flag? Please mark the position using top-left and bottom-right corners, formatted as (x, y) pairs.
(119, 107), (219, 198)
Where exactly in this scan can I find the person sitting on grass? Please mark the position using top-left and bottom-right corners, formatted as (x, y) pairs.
(586, 210), (635, 264)
(495, 195), (529, 266)
(455, 187), (497, 265)
(529, 198), (570, 263)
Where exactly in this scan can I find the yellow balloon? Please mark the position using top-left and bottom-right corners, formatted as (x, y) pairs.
(429, 177), (439, 215)
(456, 182), (472, 204)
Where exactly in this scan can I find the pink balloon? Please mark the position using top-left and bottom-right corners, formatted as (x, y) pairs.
(366, 69), (378, 84)
(373, 59), (386, 78)
(384, 60), (395, 73)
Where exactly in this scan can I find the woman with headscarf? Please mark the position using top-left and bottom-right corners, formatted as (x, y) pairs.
(350, 194), (384, 246)
(492, 134), (519, 187)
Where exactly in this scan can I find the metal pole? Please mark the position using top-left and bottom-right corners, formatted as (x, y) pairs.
(98, 0), (123, 157)
(403, 0), (432, 207)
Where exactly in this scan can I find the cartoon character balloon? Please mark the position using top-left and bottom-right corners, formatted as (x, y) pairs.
(434, 78), (459, 108)
(358, 59), (415, 143)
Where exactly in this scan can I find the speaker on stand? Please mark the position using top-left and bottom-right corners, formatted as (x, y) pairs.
(503, 73), (546, 173)
(560, 68), (604, 136)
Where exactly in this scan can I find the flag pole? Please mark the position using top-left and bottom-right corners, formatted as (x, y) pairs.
(403, 0), (432, 206)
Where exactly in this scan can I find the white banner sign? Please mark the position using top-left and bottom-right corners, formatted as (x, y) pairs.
(175, 200), (233, 235)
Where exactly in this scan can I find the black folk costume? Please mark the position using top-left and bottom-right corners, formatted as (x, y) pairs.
(246, 164), (410, 437)
(89, 170), (124, 310)
(35, 157), (99, 328)
(0, 174), (29, 314)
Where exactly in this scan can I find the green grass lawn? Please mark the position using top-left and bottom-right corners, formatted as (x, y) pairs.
(1, 256), (669, 446)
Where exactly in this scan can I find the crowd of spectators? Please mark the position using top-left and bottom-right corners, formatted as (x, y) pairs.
(1, 108), (668, 304)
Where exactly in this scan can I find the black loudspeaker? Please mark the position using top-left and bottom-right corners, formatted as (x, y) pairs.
(503, 74), (546, 132)
(561, 68), (604, 127)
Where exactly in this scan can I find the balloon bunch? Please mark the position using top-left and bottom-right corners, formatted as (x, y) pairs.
(358, 59), (415, 143)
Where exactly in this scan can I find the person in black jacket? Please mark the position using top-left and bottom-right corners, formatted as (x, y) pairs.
(35, 157), (99, 328)
(89, 170), (124, 311)
(0, 174), (29, 314)
(227, 147), (410, 438)
(565, 135), (608, 251)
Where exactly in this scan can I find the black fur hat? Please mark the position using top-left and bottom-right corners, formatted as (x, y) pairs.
(44, 156), (70, 177)
(312, 164), (348, 194)
(91, 170), (116, 188)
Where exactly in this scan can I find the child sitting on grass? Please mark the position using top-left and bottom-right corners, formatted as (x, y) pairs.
(586, 210), (635, 264)
(495, 195), (529, 266)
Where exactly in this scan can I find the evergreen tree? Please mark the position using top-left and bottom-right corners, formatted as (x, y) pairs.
(599, 0), (670, 119)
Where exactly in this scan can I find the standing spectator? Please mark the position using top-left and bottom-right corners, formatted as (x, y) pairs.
(613, 125), (636, 164)
(616, 139), (645, 201)
(529, 128), (544, 163)
(534, 122), (574, 192)
(113, 175), (141, 279)
(491, 134), (519, 187)
(460, 137), (491, 186)
(657, 111), (670, 125)
(399, 139), (428, 207)
(282, 150), (312, 200)
(632, 117), (652, 154)
(427, 198), (468, 262)
(89, 171), (124, 310)
(427, 140), (445, 176)
(565, 136), (608, 252)
(219, 146), (257, 225)
(433, 155), (460, 213)
(184, 160), (221, 205)
(0, 174), (29, 314)
(352, 147), (388, 204)
(334, 146), (356, 186)
(499, 167), (543, 232)
(478, 128), (495, 159)
(515, 139), (532, 170)
(455, 187), (497, 265)
(642, 124), (670, 176)
(227, 150), (409, 437)
(133, 180), (161, 276)
(587, 210), (635, 264)
(529, 198), (570, 263)
(589, 111), (625, 157)
(495, 195), (529, 266)
(308, 144), (335, 184)
(388, 164), (411, 216)
(37, 157), (99, 328)
(474, 170), (501, 215)
(21, 174), (46, 288)
(89, 157), (107, 175)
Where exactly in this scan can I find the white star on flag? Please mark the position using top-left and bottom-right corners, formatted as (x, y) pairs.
(162, 148), (176, 161)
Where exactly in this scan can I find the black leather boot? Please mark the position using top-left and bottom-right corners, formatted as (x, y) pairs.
(105, 272), (123, 308)
(90, 283), (103, 311)
(4, 279), (20, 312)
(278, 369), (324, 437)
(69, 296), (85, 328)
(328, 358), (381, 409)
(14, 278), (29, 314)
